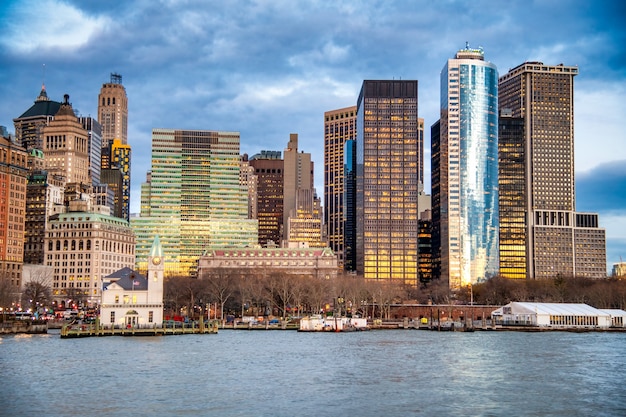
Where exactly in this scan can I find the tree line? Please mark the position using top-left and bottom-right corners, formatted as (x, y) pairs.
(164, 269), (626, 321)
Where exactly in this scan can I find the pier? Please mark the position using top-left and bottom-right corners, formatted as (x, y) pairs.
(60, 318), (218, 338)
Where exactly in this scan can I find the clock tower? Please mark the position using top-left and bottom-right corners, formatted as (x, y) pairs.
(147, 235), (164, 307)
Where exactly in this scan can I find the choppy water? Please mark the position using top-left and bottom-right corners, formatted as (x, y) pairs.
(1, 329), (625, 417)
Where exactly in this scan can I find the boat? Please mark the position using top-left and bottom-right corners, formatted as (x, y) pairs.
(298, 315), (369, 332)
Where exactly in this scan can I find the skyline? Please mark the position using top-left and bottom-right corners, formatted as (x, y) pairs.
(0, 0), (624, 271)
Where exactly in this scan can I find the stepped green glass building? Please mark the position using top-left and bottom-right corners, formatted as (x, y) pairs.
(132, 129), (258, 277)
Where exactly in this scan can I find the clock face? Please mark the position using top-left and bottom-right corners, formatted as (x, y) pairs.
(152, 256), (161, 265)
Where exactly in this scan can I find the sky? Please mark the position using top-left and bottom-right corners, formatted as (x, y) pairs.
(0, 0), (625, 272)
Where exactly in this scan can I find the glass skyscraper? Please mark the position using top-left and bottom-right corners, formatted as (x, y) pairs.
(432, 45), (499, 289)
(132, 129), (258, 277)
(356, 80), (420, 285)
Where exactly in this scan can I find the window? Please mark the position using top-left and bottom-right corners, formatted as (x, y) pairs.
(149, 311), (153, 323)
(110, 311), (115, 324)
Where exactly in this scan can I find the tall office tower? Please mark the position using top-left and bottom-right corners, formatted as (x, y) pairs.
(356, 80), (420, 285)
(98, 73), (128, 148)
(249, 151), (283, 247)
(42, 95), (91, 185)
(110, 139), (131, 220)
(0, 131), (28, 299)
(432, 46), (499, 290)
(498, 62), (606, 278)
(239, 155), (258, 220)
(131, 129), (258, 277)
(13, 85), (62, 151)
(286, 188), (325, 248)
(343, 138), (357, 271)
(324, 106), (357, 269)
(283, 134), (314, 245)
(498, 110), (526, 278)
(78, 116), (102, 186)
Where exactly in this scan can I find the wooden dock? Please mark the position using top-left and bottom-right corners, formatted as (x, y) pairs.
(61, 318), (218, 338)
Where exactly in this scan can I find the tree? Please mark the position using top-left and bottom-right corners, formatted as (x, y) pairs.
(201, 268), (237, 324)
(23, 281), (52, 314)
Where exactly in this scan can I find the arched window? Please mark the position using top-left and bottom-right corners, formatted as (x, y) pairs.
(79, 240), (83, 250)
(49, 241), (53, 251)
(86, 240), (91, 250)
(71, 240), (76, 251)
(56, 240), (61, 251)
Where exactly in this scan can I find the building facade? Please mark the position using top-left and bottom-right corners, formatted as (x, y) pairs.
(98, 73), (128, 148)
(324, 106), (357, 269)
(432, 46), (499, 289)
(13, 85), (61, 151)
(283, 134), (315, 246)
(45, 200), (135, 306)
(100, 236), (163, 328)
(498, 62), (606, 278)
(249, 151), (284, 247)
(198, 246), (339, 281)
(356, 80), (420, 285)
(131, 129), (258, 277)
(0, 132), (29, 299)
(79, 116), (102, 186)
(42, 95), (91, 185)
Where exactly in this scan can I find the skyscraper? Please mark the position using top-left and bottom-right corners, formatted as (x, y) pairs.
(324, 106), (357, 269)
(13, 85), (61, 151)
(98, 74), (131, 219)
(98, 73), (128, 148)
(432, 46), (499, 290)
(131, 129), (258, 277)
(282, 134), (318, 247)
(42, 94), (91, 185)
(249, 150), (283, 247)
(356, 80), (420, 285)
(498, 62), (606, 278)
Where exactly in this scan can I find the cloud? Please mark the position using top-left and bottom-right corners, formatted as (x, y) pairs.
(1, 0), (112, 54)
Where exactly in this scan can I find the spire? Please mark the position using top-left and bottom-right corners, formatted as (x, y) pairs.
(149, 235), (163, 258)
(36, 83), (49, 102)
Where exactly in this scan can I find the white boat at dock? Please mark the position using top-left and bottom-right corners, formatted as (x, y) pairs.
(298, 315), (369, 332)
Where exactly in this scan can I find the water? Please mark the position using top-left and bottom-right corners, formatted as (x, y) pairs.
(1, 329), (625, 417)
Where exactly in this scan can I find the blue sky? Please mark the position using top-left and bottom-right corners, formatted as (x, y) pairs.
(1, 0), (625, 272)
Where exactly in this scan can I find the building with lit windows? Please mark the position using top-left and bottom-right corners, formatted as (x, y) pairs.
(343, 138), (357, 272)
(248, 151), (283, 247)
(432, 45), (499, 290)
(79, 116), (102, 186)
(0, 130), (29, 300)
(198, 246), (338, 281)
(498, 62), (606, 278)
(324, 106), (357, 269)
(42, 95), (91, 185)
(356, 80), (420, 285)
(283, 134), (321, 248)
(44, 200), (135, 307)
(498, 110), (526, 279)
(13, 85), (61, 151)
(98, 73), (128, 148)
(131, 129), (258, 277)
(108, 139), (131, 221)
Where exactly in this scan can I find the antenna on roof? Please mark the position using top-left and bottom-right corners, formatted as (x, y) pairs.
(42, 63), (46, 89)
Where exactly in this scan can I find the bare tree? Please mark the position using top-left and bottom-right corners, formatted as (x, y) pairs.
(201, 267), (237, 324)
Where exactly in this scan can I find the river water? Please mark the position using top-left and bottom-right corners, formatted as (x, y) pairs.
(1, 329), (625, 417)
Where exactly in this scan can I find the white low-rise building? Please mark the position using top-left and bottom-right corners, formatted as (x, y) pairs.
(100, 236), (164, 328)
(491, 302), (618, 329)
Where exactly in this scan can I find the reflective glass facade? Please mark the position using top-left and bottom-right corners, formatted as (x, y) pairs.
(132, 129), (258, 277)
(356, 80), (420, 285)
(435, 48), (499, 289)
